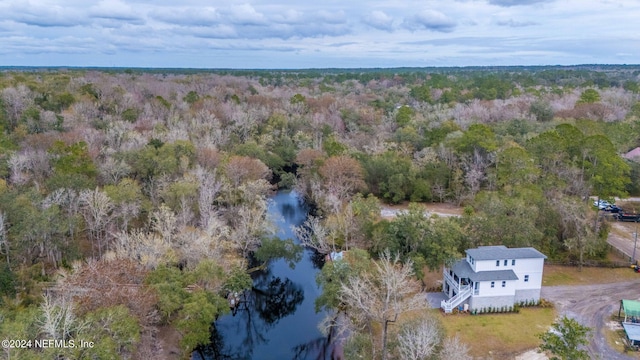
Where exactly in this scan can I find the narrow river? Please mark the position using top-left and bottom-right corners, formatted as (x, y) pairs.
(193, 190), (339, 360)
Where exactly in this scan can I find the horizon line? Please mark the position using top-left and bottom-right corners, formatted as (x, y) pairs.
(2, 63), (640, 72)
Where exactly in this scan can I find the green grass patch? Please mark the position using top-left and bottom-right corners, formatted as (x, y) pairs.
(543, 269), (574, 286)
(543, 265), (640, 286)
(604, 315), (640, 358)
(605, 328), (628, 354)
(439, 307), (556, 358)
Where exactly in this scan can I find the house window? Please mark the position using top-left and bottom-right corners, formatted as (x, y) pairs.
(491, 281), (495, 288)
(512, 259), (516, 266)
(496, 260), (500, 267)
(502, 281), (506, 287)
(524, 275), (529, 282)
(504, 259), (508, 266)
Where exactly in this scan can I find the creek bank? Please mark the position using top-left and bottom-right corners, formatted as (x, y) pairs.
(193, 190), (339, 360)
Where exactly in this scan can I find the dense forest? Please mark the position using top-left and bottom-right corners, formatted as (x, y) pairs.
(0, 66), (639, 359)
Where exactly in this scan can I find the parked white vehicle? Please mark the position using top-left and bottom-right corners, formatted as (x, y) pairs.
(593, 200), (611, 209)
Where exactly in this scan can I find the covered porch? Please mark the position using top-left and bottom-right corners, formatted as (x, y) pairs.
(441, 260), (477, 313)
(443, 260), (479, 298)
(443, 268), (469, 297)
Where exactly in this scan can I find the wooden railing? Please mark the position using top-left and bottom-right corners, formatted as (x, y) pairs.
(441, 285), (472, 313)
(443, 268), (459, 292)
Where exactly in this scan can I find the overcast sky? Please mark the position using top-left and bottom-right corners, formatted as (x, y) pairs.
(0, 0), (638, 69)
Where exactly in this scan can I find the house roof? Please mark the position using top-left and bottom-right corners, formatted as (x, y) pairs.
(451, 259), (519, 281)
(622, 299), (640, 318)
(623, 323), (640, 343)
(466, 246), (547, 260)
(624, 147), (640, 161)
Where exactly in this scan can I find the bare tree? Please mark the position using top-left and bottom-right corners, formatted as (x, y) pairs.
(99, 156), (132, 184)
(0, 211), (9, 266)
(237, 179), (273, 204)
(79, 188), (114, 258)
(397, 316), (441, 360)
(7, 151), (30, 185)
(292, 215), (334, 255)
(176, 196), (195, 228)
(39, 293), (85, 341)
(432, 182), (447, 203)
(7, 150), (51, 187)
(326, 203), (356, 251)
(113, 229), (174, 269)
(439, 335), (473, 360)
(111, 204), (180, 269)
(150, 204), (177, 245)
(449, 167), (467, 206)
(340, 251), (425, 360)
(176, 218), (229, 269)
(1, 85), (34, 128)
(195, 167), (222, 229)
(228, 198), (275, 258)
(462, 149), (489, 197)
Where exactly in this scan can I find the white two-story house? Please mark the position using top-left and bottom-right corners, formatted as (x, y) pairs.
(441, 245), (546, 313)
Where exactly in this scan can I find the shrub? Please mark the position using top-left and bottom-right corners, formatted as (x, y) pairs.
(539, 298), (554, 308)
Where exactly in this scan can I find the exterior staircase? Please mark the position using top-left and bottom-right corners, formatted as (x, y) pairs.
(441, 285), (472, 313)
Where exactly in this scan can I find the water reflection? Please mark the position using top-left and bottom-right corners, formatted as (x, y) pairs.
(194, 191), (339, 360)
(194, 268), (304, 359)
(308, 250), (326, 270)
(252, 274), (304, 325)
(279, 202), (297, 222)
(292, 327), (342, 360)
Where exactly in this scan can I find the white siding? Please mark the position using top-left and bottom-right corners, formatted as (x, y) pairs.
(474, 258), (519, 272)
(470, 257), (543, 298)
(471, 257), (543, 288)
(512, 258), (544, 291)
(474, 259), (498, 272)
(475, 280), (516, 297)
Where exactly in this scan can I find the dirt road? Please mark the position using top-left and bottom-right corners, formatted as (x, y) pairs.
(541, 280), (640, 360)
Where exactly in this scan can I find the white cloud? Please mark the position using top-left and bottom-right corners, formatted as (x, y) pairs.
(176, 24), (238, 39)
(90, 0), (140, 20)
(403, 10), (457, 32)
(272, 9), (305, 25)
(0, 0), (636, 68)
(363, 11), (394, 31)
(149, 7), (220, 26)
(225, 3), (267, 26)
(496, 19), (538, 27)
(487, 0), (552, 6)
(0, 2), (87, 27)
(315, 10), (348, 25)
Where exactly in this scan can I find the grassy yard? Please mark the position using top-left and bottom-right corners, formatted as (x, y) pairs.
(542, 264), (640, 286)
(439, 307), (556, 359)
